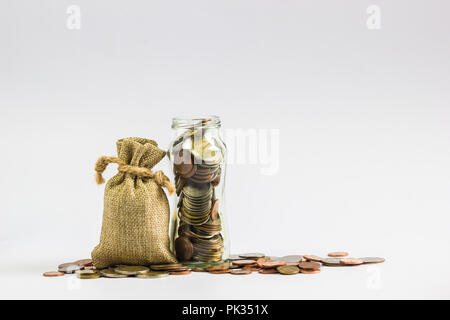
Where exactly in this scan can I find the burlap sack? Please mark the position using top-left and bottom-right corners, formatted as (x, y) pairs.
(91, 137), (177, 268)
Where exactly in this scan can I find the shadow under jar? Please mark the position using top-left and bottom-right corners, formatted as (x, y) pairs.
(168, 116), (229, 263)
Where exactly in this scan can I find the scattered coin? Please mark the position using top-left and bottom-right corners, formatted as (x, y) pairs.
(321, 258), (342, 266)
(136, 271), (169, 279)
(232, 260), (258, 267)
(260, 260), (286, 269)
(170, 270), (192, 275)
(43, 271), (64, 277)
(239, 253), (265, 259)
(258, 268), (278, 274)
(77, 271), (101, 279)
(303, 255), (323, 262)
(256, 257), (272, 268)
(204, 262), (230, 272)
(328, 252), (349, 257)
(100, 269), (128, 278)
(150, 263), (183, 271)
(229, 254), (243, 261)
(58, 263), (82, 274)
(192, 268), (206, 272)
(277, 265), (300, 275)
(280, 255), (303, 263)
(300, 269), (321, 274)
(75, 259), (93, 267)
(58, 262), (75, 269)
(242, 265), (261, 272)
(340, 258), (364, 266)
(361, 257), (385, 264)
(230, 269), (252, 275)
(115, 266), (150, 275)
(298, 262), (321, 270)
(209, 269), (230, 274)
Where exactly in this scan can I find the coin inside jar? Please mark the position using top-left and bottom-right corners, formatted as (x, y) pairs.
(175, 236), (194, 261)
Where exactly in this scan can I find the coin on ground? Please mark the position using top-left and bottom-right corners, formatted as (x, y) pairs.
(256, 257), (272, 268)
(340, 258), (364, 266)
(204, 262), (230, 271)
(361, 257), (385, 264)
(280, 255), (303, 263)
(277, 265), (300, 275)
(298, 262), (321, 270)
(77, 271), (101, 279)
(43, 271), (64, 277)
(230, 269), (252, 275)
(136, 271), (169, 279)
(150, 263), (183, 271)
(258, 268), (278, 274)
(328, 252), (349, 257)
(238, 253), (265, 259)
(303, 255), (323, 262)
(232, 260), (257, 267)
(58, 262), (75, 269)
(100, 269), (128, 278)
(75, 259), (93, 267)
(170, 270), (192, 275)
(260, 260), (286, 269)
(58, 263), (82, 274)
(321, 258), (342, 266)
(300, 269), (321, 274)
(115, 266), (150, 275)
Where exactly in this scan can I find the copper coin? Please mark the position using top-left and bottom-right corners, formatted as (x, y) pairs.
(232, 260), (258, 267)
(209, 269), (230, 274)
(300, 269), (321, 274)
(58, 262), (75, 269)
(340, 258), (364, 265)
(256, 257), (272, 268)
(210, 199), (219, 220)
(230, 269), (252, 275)
(361, 257), (385, 264)
(169, 270), (192, 275)
(260, 260), (286, 269)
(328, 252), (349, 257)
(175, 236), (194, 261)
(303, 255), (323, 262)
(258, 268), (278, 274)
(75, 259), (93, 267)
(43, 271), (64, 277)
(298, 262), (321, 270)
(173, 150), (193, 175)
(242, 266), (261, 272)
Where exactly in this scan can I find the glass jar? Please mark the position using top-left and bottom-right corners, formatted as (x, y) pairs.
(168, 116), (229, 263)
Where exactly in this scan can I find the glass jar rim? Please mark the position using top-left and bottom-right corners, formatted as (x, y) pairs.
(172, 115), (221, 129)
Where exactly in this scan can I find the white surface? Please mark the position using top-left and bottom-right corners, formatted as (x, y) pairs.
(1, 0), (450, 299)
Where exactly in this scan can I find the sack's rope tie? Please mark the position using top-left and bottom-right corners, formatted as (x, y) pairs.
(94, 156), (175, 195)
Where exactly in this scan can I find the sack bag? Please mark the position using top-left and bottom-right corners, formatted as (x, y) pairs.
(91, 137), (177, 268)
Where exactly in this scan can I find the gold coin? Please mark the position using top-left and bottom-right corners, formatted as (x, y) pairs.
(77, 272), (101, 279)
(277, 265), (300, 275)
(136, 271), (169, 279)
(100, 269), (128, 278)
(115, 266), (150, 275)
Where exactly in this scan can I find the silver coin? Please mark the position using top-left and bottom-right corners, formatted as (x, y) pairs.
(59, 264), (82, 274)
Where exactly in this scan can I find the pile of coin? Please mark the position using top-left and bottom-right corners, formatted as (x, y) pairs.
(172, 129), (224, 262)
(44, 252), (385, 278)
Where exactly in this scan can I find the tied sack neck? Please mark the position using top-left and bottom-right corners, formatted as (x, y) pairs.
(93, 137), (175, 195)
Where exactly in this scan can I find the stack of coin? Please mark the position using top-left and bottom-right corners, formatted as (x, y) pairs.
(172, 130), (225, 263)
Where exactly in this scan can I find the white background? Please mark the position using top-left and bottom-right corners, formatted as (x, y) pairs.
(1, 0), (449, 299)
